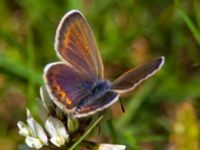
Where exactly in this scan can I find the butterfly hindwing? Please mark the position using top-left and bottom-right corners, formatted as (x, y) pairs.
(44, 62), (93, 112)
(112, 57), (164, 93)
(55, 10), (103, 80)
(74, 91), (119, 118)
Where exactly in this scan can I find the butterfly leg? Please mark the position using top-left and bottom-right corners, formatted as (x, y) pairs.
(119, 98), (125, 113)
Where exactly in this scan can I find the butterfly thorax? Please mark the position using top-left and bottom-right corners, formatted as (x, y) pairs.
(82, 80), (111, 95)
(92, 80), (111, 94)
(76, 80), (111, 108)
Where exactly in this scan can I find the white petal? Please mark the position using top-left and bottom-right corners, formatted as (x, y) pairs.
(25, 136), (43, 149)
(54, 119), (69, 141)
(45, 116), (69, 141)
(17, 121), (30, 136)
(50, 136), (65, 147)
(44, 116), (58, 137)
(98, 144), (126, 150)
(27, 118), (48, 145)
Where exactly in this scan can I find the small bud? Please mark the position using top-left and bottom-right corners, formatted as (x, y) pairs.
(67, 115), (79, 133)
(26, 109), (32, 119)
(56, 107), (64, 120)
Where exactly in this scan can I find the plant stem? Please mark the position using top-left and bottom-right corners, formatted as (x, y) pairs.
(68, 115), (104, 150)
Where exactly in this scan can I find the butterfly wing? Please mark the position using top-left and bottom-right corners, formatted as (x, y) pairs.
(73, 91), (119, 118)
(44, 10), (104, 113)
(55, 10), (103, 80)
(73, 57), (164, 118)
(44, 62), (94, 112)
(112, 57), (165, 93)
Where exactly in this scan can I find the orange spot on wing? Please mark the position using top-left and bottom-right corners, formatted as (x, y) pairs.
(64, 31), (71, 47)
(66, 98), (72, 105)
(52, 81), (72, 107)
(55, 85), (61, 91)
(53, 84), (69, 101)
(60, 91), (66, 100)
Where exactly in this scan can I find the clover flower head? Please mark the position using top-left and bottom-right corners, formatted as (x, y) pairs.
(17, 86), (71, 149)
(17, 86), (126, 149)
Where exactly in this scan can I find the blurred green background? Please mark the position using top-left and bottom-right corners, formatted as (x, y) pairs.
(0, 0), (200, 149)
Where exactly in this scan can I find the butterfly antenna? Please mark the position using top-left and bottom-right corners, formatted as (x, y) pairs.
(119, 98), (125, 113)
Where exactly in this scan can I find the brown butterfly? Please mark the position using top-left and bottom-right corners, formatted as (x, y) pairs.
(44, 10), (165, 118)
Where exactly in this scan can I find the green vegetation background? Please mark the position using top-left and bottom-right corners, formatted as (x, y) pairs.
(0, 0), (200, 149)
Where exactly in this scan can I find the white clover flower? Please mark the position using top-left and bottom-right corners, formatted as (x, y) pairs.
(45, 116), (69, 147)
(17, 109), (48, 149)
(17, 121), (30, 136)
(26, 118), (48, 146)
(25, 136), (44, 149)
(98, 144), (126, 150)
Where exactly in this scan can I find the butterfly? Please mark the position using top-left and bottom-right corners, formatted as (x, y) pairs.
(44, 10), (165, 118)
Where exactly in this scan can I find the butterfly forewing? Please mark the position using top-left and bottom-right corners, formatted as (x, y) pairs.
(55, 10), (103, 80)
(44, 62), (92, 112)
(112, 57), (164, 93)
